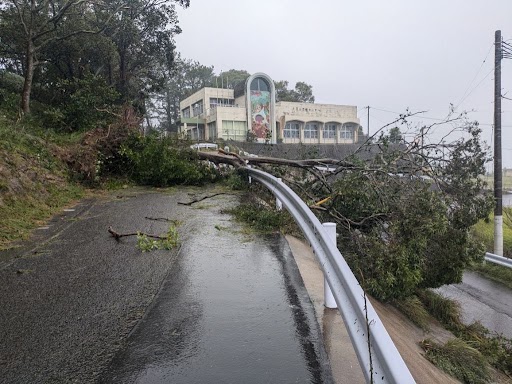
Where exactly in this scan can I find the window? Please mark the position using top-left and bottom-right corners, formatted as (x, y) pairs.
(222, 121), (247, 141)
(250, 77), (270, 92)
(182, 107), (190, 118)
(210, 98), (235, 109)
(192, 101), (203, 116)
(323, 124), (337, 139)
(304, 123), (319, 139)
(208, 122), (217, 140)
(340, 125), (354, 140)
(284, 122), (300, 138)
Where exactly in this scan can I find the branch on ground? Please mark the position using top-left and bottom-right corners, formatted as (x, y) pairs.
(177, 193), (229, 206)
(108, 226), (167, 241)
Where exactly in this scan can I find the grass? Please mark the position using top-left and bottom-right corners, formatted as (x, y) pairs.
(223, 191), (301, 236)
(414, 289), (512, 379)
(417, 289), (464, 329)
(470, 205), (512, 289)
(471, 207), (512, 257)
(0, 181), (84, 250)
(0, 115), (85, 250)
(470, 262), (512, 290)
(421, 338), (491, 383)
(393, 295), (431, 330)
(226, 202), (287, 233)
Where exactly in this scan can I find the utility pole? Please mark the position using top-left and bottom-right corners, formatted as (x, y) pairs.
(494, 30), (503, 256)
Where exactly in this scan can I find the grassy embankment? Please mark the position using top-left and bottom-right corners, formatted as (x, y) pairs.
(0, 116), (85, 250)
(470, 207), (512, 289)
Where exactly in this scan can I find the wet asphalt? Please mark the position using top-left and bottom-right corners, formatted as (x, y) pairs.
(0, 187), (332, 384)
(437, 270), (512, 339)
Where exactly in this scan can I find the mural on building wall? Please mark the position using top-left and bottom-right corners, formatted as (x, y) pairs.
(250, 90), (270, 139)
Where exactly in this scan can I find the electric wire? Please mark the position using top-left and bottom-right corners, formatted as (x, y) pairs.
(454, 43), (494, 110)
(365, 40), (512, 134)
(369, 106), (512, 128)
(454, 67), (494, 112)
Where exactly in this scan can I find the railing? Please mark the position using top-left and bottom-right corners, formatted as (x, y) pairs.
(485, 252), (512, 268)
(247, 167), (415, 384)
(190, 143), (219, 151)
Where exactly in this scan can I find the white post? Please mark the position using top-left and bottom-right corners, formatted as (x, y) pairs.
(276, 178), (283, 211)
(323, 222), (337, 308)
(494, 215), (504, 256)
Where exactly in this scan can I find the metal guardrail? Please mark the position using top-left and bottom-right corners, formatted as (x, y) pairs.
(485, 252), (512, 268)
(247, 168), (415, 384)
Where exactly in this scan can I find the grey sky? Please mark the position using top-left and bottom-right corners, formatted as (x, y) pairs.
(175, 0), (512, 168)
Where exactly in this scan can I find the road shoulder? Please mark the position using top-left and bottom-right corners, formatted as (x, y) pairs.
(285, 234), (459, 384)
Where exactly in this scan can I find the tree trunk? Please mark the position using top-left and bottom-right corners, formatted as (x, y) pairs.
(21, 40), (35, 114)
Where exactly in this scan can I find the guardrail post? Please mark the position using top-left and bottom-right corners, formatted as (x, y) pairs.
(322, 222), (337, 309)
(276, 178), (283, 211)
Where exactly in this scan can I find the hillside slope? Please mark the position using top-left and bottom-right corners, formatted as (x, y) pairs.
(0, 116), (84, 249)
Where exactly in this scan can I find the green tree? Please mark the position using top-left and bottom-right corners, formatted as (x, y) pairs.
(293, 81), (315, 103)
(149, 56), (215, 133)
(275, 80), (315, 103)
(389, 127), (403, 143)
(0, 0), (189, 115)
(0, 0), (123, 114)
(212, 69), (250, 89)
(274, 80), (292, 101)
(101, 0), (189, 104)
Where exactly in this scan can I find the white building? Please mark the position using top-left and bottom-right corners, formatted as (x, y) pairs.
(179, 72), (362, 144)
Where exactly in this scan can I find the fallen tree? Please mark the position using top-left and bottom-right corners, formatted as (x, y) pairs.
(200, 111), (494, 300)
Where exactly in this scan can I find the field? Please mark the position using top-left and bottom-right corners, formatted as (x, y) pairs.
(481, 174), (512, 191)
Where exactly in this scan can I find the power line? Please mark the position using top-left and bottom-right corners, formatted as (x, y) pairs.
(369, 106), (512, 127)
(454, 43), (494, 109)
(451, 39), (512, 114)
(454, 67), (494, 111)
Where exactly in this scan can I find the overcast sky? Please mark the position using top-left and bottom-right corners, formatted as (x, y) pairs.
(175, 0), (512, 169)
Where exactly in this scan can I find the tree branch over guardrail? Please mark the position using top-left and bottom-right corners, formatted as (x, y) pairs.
(197, 110), (495, 302)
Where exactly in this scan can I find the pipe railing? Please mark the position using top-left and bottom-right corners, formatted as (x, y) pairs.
(485, 252), (512, 269)
(247, 168), (415, 384)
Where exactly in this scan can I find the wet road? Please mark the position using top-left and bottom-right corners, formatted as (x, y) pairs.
(0, 187), (331, 383)
(436, 271), (512, 339)
(100, 191), (331, 383)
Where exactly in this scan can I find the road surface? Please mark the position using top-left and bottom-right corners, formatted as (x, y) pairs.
(0, 187), (332, 383)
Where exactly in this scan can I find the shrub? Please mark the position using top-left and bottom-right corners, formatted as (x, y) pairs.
(0, 71), (24, 93)
(0, 72), (22, 118)
(120, 134), (219, 187)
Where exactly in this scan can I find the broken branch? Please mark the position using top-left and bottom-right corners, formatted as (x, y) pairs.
(108, 226), (167, 241)
(177, 193), (228, 206)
